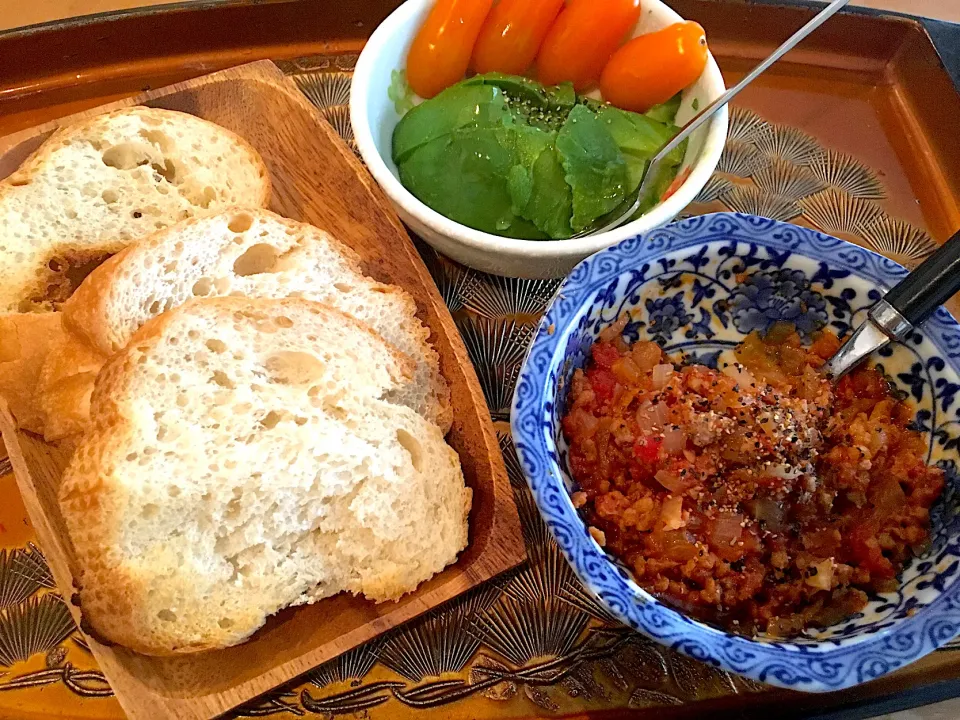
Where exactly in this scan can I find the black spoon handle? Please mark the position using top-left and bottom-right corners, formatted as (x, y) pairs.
(885, 229), (960, 326)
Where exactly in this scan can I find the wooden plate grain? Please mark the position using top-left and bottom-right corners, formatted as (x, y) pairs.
(0, 60), (524, 720)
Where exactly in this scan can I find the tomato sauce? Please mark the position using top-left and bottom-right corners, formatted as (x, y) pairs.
(562, 320), (944, 636)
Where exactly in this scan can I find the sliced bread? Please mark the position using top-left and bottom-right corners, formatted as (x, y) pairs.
(59, 297), (470, 655)
(0, 107), (270, 312)
(61, 208), (451, 431)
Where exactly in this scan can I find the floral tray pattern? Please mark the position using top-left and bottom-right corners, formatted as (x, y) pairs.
(0, 52), (957, 718)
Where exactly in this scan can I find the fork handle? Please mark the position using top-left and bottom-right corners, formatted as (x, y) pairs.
(885, 229), (960, 326)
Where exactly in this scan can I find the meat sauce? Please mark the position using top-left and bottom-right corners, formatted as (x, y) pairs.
(562, 320), (944, 635)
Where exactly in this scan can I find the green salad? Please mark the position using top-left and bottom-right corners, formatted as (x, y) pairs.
(391, 73), (685, 240)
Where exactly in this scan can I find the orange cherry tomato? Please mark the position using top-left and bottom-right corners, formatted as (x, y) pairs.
(536, 0), (643, 92)
(600, 22), (709, 113)
(471, 0), (565, 75)
(406, 0), (494, 99)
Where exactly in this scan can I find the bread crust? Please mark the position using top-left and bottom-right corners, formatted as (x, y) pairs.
(35, 328), (107, 441)
(0, 313), (68, 433)
(0, 107), (271, 312)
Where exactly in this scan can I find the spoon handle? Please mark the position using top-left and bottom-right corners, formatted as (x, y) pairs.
(648, 0), (853, 177)
(885, 229), (960, 326)
(584, 0), (852, 237)
(823, 228), (960, 379)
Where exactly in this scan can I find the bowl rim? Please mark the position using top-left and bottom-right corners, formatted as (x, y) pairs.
(349, 0), (729, 260)
(510, 212), (960, 692)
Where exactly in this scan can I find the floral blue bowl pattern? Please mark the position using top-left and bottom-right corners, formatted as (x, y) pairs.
(510, 213), (960, 692)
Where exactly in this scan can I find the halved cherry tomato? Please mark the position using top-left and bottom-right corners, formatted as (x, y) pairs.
(406, 0), (494, 99)
(600, 22), (708, 113)
(471, 0), (565, 75)
(660, 167), (692, 203)
(537, 0), (642, 92)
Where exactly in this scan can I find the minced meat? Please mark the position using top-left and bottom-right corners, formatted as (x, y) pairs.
(562, 320), (944, 636)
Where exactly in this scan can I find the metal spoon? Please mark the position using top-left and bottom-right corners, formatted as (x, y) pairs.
(574, 0), (852, 238)
(824, 228), (960, 379)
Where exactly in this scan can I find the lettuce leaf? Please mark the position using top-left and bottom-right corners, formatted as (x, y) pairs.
(644, 93), (682, 124)
(388, 69), (416, 117)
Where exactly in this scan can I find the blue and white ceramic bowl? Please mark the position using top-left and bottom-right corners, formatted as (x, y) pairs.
(511, 212), (960, 692)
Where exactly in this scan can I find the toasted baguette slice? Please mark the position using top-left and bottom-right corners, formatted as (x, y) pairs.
(0, 107), (270, 312)
(60, 297), (469, 655)
(62, 208), (451, 431)
(0, 313), (71, 433)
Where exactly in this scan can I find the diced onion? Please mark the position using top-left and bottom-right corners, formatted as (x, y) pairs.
(662, 428), (687, 456)
(721, 362), (758, 389)
(652, 363), (674, 390)
(710, 512), (743, 547)
(612, 357), (642, 384)
(805, 559), (834, 591)
(651, 403), (668, 426)
(747, 498), (785, 531)
(636, 401), (668, 431)
(758, 412), (781, 438)
(660, 495), (685, 531)
(767, 463), (804, 480)
(635, 402), (654, 431)
(631, 342), (663, 372)
(655, 530), (700, 562)
(599, 315), (629, 342)
(655, 469), (687, 493)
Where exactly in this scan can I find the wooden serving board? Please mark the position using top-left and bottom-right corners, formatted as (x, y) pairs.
(0, 60), (524, 720)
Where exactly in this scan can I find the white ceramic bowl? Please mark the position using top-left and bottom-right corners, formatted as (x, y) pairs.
(351, 0), (729, 279)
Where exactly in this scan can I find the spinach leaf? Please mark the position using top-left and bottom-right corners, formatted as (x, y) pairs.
(503, 124), (548, 216)
(556, 104), (628, 231)
(392, 74), (688, 240)
(594, 104), (680, 193)
(634, 158), (684, 217)
(465, 73), (576, 132)
(511, 144), (574, 239)
(597, 105), (678, 159)
(392, 83), (512, 165)
(398, 125), (546, 239)
(503, 124), (551, 217)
